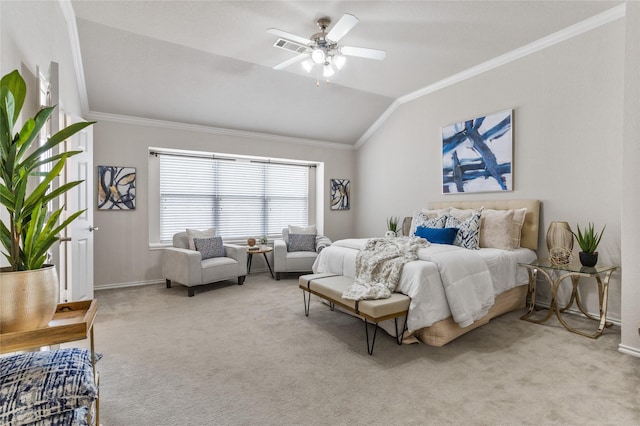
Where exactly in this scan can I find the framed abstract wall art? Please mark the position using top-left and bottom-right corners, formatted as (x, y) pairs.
(330, 178), (350, 210)
(441, 109), (513, 194)
(98, 166), (136, 210)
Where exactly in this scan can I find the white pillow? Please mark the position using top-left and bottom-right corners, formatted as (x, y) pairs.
(288, 224), (317, 235)
(480, 210), (514, 250)
(186, 228), (216, 251)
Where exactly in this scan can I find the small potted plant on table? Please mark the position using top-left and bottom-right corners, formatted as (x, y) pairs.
(386, 216), (399, 237)
(572, 222), (605, 267)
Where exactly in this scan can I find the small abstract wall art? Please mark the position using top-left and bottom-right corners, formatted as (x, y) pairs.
(98, 166), (136, 210)
(330, 178), (350, 210)
(441, 109), (513, 194)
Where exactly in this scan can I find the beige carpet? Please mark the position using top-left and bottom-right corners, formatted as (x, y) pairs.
(87, 272), (640, 425)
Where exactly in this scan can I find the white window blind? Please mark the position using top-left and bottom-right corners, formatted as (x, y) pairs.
(159, 154), (309, 242)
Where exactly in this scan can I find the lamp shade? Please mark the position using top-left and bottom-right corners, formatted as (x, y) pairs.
(323, 63), (335, 78)
(311, 49), (325, 64)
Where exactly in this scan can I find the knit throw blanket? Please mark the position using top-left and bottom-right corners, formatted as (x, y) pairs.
(342, 236), (429, 301)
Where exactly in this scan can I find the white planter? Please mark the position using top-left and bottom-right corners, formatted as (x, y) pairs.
(385, 230), (397, 237)
(0, 265), (59, 333)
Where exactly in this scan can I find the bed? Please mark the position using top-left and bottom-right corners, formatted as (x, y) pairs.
(312, 199), (540, 346)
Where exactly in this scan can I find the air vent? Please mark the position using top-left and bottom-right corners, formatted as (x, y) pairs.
(273, 38), (308, 54)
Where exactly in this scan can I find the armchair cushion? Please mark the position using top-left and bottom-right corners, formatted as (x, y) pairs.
(194, 236), (226, 259)
(287, 233), (316, 252)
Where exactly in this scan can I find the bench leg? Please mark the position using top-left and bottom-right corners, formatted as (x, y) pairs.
(364, 319), (379, 356)
(302, 290), (311, 317)
(394, 315), (409, 345)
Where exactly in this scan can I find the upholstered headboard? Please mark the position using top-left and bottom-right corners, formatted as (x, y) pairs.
(425, 199), (540, 251)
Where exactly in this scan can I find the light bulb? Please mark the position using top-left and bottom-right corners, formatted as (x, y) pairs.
(323, 63), (335, 78)
(311, 49), (325, 64)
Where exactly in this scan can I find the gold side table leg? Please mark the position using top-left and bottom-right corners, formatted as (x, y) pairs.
(521, 267), (554, 324)
(553, 271), (613, 339)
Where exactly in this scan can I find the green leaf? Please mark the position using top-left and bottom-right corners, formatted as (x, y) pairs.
(0, 70), (26, 123)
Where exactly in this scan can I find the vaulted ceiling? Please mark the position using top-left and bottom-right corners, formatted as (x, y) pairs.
(71, 1), (621, 145)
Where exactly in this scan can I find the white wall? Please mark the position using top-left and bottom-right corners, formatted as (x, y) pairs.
(92, 119), (355, 288)
(356, 19), (632, 342)
(1, 0), (85, 269)
(620, 2), (640, 356)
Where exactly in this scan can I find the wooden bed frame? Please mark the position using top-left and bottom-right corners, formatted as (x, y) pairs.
(407, 199), (540, 346)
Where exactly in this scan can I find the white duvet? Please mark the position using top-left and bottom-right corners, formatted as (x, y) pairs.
(312, 238), (536, 333)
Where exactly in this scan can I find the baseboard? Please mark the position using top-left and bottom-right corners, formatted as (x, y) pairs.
(618, 343), (640, 358)
(95, 279), (164, 291)
(94, 271), (270, 291)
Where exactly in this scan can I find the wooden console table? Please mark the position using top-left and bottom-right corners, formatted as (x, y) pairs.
(0, 299), (99, 424)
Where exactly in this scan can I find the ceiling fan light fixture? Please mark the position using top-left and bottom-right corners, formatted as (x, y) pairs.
(333, 54), (346, 70)
(311, 48), (325, 64)
(301, 58), (314, 72)
(323, 62), (335, 78)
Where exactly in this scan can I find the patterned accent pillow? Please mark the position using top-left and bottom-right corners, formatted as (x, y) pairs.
(194, 236), (226, 259)
(445, 210), (482, 249)
(0, 348), (98, 425)
(288, 233), (316, 252)
(413, 213), (447, 230)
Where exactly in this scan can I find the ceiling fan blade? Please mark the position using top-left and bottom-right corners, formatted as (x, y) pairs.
(340, 46), (387, 60)
(273, 53), (308, 70)
(267, 28), (312, 46)
(326, 13), (359, 42)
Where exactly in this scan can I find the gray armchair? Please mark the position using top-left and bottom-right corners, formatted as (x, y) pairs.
(273, 227), (331, 280)
(162, 231), (247, 296)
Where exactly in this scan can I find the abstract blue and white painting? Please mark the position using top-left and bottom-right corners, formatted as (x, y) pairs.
(441, 109), (513, 194)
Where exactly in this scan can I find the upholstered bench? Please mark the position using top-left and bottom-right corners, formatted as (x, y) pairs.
(299, 273), (411, 355)
(0, 348), (98, 425)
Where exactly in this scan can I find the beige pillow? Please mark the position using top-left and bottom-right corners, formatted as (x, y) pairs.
(449, 207), (482, 220)
(479, 210), (514, 250)
(420, 207), (450, 218)
(186, 228), (216, 251)
(512, 208), (527, 248)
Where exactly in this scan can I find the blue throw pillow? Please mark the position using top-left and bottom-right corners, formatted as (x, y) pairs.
(414, 227), (459, 245)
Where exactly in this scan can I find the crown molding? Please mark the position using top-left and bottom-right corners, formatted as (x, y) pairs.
(58, 0), (89, 116)
(86, 111), (355, 150)
(357, 3), (626, 147)
(354, 100), (401, 149)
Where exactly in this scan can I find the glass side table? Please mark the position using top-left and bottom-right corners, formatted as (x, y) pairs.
(518, 259), (618, 338)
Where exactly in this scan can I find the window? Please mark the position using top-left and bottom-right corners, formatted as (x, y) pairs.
(158, 152), (311, 242)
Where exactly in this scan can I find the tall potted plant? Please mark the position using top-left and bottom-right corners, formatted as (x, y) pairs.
(0, 70), (94, 332)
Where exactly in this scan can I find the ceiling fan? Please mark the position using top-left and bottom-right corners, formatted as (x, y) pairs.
(268, 13), (386, 80)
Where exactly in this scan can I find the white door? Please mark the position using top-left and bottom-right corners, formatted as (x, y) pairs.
(62, 114), (95, 301)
